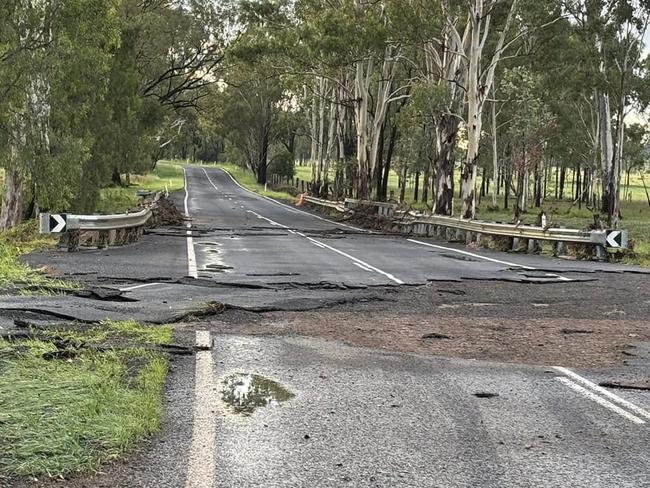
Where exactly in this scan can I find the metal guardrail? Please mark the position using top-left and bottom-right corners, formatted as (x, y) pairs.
(40, 207), (153, 233)
(303, 195), (346, 212)
(39, 193), (161, 234)
(302, 195), (629, 250)
(406, 214), (626, 247)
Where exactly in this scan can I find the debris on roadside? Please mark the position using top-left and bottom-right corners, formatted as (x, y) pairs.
(599, 379), (650, 391)
(421, 332), (451, 340)
(473, 392), (500, 398)
(560, 328), (594, 335)
(149, 196), (185, 227)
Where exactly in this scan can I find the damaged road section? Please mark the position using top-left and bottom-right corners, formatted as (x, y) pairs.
(0, 281), (398, 330)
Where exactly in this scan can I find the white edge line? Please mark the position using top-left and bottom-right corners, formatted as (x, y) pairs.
(184, 168), (198, 279)
(217, 166), (370, 233)
(407, 238), (537, 270)
(554, 366), (650, 421)
(185, 330), (217, 488)
(119, 282), (164, 292)
(555, 377), (645, 425)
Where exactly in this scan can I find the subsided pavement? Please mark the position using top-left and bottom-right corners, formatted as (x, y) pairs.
(7, 165), (650, 487)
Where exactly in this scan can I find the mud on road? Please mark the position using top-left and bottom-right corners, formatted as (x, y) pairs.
(178, 274), (650, 369)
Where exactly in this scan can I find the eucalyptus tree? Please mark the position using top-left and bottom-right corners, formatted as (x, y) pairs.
(0, 0), (120, 228)
(0, 0), (227, 226)
(564, 0), (650, 227)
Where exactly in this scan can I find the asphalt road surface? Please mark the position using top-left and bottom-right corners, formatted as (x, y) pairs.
(8, 165), (650, 487)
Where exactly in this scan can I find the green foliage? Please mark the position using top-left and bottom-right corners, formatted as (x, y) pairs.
(269, 150), (295, 178)
(0, 221), (71, 290)
(97, 162), (185, 213)
(0, 320), (171, 479)
(0, 0), (225, 224)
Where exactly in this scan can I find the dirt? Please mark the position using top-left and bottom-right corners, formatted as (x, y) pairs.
(188, 276), (650, 369)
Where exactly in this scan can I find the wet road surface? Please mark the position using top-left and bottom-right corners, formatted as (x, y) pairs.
(8, 165), (650, 487)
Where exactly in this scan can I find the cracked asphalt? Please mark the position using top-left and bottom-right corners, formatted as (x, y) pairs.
(7, 165), (650, 487)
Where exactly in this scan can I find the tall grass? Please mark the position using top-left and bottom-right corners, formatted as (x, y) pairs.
(0, 321), (172, 480)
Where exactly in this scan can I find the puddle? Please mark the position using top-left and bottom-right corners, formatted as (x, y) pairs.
(196, 241), (220, 246)
(221, 373), (295, 415)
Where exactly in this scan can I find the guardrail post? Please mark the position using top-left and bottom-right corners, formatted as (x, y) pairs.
(595, 245), (607, 261)
(98, 230), (109, 249)
(528, 239), (540, 254)
(66, 230), (80, 252)
(512, 237), (520, 251)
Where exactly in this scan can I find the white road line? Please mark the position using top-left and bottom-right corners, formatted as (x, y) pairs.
(310, 240), (326, 249)
(545, 273), (572, 282)
(185, 331), (217, 488)
(295, 231), (404, 285)
(353, 262), (372, 272)
(201, 167), (219, 191)
(119, 282), (164, 292)
(555, 377), (645, 425)
(201, 168), (403, 284)
(554, 366), (650, 421)
(218, 167), (369, 233)
(183, 168), (198, 279)
(208, 174), (404, 285)
(246, 210), (290, 229)
(407, 238), (535, 269)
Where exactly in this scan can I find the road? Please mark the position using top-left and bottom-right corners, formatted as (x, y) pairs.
(183, 166), (618, 285)
(9, 165), (650, 487)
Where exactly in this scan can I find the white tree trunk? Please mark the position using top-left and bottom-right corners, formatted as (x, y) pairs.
(368, 47), (396, 183)
(355, 57), (372, 198)
(316, 77), (326, 190)
(491, 99), (499, 208)
(0, 0), (52, 229)
(460, 0), (518, 219)
(309, 83), (318, 180)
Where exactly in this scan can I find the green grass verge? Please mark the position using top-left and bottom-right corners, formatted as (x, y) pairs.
(96, 162), (185, 214)
(0, 320), (172, 481)
(0, 220), (74, 292)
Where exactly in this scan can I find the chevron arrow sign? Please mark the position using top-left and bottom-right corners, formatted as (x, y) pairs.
(605, 230), (625, 248)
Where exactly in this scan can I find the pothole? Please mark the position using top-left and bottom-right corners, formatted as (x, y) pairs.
(221, 373), (295, 415)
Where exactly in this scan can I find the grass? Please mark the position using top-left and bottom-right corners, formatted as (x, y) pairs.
(0, 220), (74, 292)
(96, 162), (185, 214)
(0, 320), (172, 481)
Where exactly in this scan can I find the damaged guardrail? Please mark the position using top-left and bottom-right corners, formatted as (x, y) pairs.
(303, 195), (346, 212)
(302, 196), (629, 259)
(39, 193), (161, 251)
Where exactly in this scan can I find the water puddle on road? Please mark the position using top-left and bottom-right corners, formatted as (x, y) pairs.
(221, 373), (294, 415)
